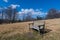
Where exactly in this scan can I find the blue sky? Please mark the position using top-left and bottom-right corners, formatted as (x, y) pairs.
(0, 0), (60, 19)
(0, 0), (60, 12)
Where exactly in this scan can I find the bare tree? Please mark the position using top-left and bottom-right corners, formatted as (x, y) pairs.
(12, 8), (17, 23)
(37, 16), (42, 20)
(5, 6), (17, 23)
(6, 7), (12, 23)
(46, 8), (58, 19)
(25, 12), (32, 21)
(0, 8), (3, 24)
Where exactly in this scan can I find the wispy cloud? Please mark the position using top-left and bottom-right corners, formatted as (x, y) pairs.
(3, 0), (8, 2)
(10, 4), (20, 9)
(18, 8), (42, 15)
(17, 8), (47, 20)
(18, 8), (47, 17)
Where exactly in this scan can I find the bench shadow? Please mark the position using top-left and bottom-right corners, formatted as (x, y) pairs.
(44, 29), (52, 34)
(31, 28), (52, 35)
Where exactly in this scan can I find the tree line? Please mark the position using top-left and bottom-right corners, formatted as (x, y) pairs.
(46, 8), (60, 19)
(0, 6), (18, 24)
(0, 8), (60, 24)
(0, 6), (43, 24)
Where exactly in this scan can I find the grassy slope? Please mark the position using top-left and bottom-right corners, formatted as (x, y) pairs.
(0, 18), (60, 40)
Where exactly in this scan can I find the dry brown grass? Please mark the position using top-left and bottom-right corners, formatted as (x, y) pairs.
(0, 18), (60, 40)
(0, 22), (33, 39)
(46, 18), (60, 32)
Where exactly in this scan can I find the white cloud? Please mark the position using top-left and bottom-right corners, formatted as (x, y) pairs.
(17, 8), (47, 19)
(10, 4), (20, 9)
(20, 8), (35, 14)
(18, 8), (46, 16)
(3, 0), (8, 2)
(21, 9), (25, 11)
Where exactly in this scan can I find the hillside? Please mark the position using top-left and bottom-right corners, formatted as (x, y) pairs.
(0, 18), (60, 40)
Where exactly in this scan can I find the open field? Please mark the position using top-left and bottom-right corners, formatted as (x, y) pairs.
(0, 18), (60, 40)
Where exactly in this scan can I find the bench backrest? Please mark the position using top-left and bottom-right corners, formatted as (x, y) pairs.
(33, 20), (45, 26)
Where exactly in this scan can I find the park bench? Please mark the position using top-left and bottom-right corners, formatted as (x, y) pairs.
(28, 20), (45, 35)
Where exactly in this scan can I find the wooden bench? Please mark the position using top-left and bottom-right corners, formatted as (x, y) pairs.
(28, 20), (45, 33)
